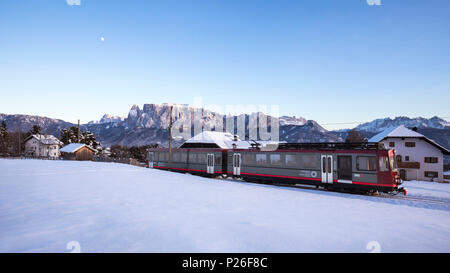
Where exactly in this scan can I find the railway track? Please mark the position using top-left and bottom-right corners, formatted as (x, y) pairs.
(220, 176), (450, 206)
(376, 194), (450, 205)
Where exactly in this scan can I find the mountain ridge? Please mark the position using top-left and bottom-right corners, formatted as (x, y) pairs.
(1, 104), (449, 149)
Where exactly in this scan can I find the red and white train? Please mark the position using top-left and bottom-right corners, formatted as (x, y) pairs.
(147, 142), (406, 195)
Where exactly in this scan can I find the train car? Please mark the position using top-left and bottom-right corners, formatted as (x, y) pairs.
(147, 148), (228, 176)
(227, 142), (404, 194)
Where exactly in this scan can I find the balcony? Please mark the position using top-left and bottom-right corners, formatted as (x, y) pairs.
(397, 161), (420, 169)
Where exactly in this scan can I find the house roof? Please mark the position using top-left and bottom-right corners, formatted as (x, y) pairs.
(179, 131), (285, 149)
(369, 125), (450, 155)
(25, 134), (62, 145)
(60, 143), (96, 153)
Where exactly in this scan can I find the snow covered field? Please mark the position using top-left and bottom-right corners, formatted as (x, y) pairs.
(0, 159), (449, 253)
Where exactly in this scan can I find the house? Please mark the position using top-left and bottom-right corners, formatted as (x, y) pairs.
(369, 125), (450, 182)
(60, 143), (97, 161)
(24, 134), (63, 158)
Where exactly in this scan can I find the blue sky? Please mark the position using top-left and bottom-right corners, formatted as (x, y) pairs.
(0, 0), (449, 129)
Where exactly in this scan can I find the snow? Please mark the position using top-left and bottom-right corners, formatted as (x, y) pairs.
(27, 134), (62, 145)
(368, 125), (424, 142)
(60, 143), (88, 153)
(1, 159), (450, 253)
(403, 180), (450, 199)
(181, 131), (284, 149)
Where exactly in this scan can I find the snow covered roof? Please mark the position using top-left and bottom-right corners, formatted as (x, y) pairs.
(25, 134), (62, 145)
(369, 125), (450, 155)
(179, 131), (285, 149)
(368, 125), (423, 142)
(60, 143), (96, 153)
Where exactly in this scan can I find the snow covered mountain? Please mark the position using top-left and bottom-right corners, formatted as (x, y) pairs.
(0, 113), (74, 135)
(84, 103), (341, 146)
(354, 116), (449, 133)
(88, 114), (125, 125)
(279, 116), (307, 126)
(1, 107), (448, 148)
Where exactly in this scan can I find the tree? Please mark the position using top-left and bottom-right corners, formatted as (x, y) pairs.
(29, 125), (42, 135)
(345, 129), (365, 143)
(60, 127), (101, 150)
(0, 121), (8, 155)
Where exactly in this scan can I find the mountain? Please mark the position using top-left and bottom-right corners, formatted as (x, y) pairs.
(88, 114), (124, 125)
(1, 108), (448, 149)
(354, 116), (449, 133)
(0, 113), (75, 137)
(84, 103), (341, 147)
(279, 116), (307, 126)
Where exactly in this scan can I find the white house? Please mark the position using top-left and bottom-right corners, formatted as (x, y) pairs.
(369, 125), (450, 182)
(24, 134), (63, 158)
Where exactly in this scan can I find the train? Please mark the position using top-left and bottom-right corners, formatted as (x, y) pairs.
(147, 141), (406, 195)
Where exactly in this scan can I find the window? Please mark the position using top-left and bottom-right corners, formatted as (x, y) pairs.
(172, 152), (180, 162)
(197, 153), (206, 164)
(405, 142), (415, 147)
(396, 155), (402, 162)
(424, 171), (438, 178)
(243, 153), (255, 165)
(379, 156), (389, 172)
(299, 154), (320, 169)
(255, 153), (267, 165)
(389, 142), (395, 147)
(285, 154), (299, 167)
(356, 156), (377, 171)
(214, 154), (221, 165)
(189, 153), (197, 163)
(424, 157), (438, 163)
(180, 152), (187, 162)
(405, 156), (410, 161)
(269, 154), (282, 166)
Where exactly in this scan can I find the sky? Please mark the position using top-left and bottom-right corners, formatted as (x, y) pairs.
(0, 0), (449, 130)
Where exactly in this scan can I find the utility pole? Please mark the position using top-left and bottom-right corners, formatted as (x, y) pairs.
(168, 105), (173, 171)
(77, 119), (80, 143)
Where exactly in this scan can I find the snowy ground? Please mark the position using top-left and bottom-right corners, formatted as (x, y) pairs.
(1, 159), (449, 253)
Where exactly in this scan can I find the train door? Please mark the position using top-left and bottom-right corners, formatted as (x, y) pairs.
(337, 155), (352, 181)
(148, 152), (154, 168)
(207, 154), (215, 174)
(233, 153), (241, 176)
(321, 155), (333, 183)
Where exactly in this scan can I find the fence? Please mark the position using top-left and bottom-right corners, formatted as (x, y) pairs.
(93, 156), (147, 168)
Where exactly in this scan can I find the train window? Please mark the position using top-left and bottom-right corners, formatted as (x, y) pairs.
(270, 154), (282, 166)
(256, 153), (267, 165)
(181, 152), (187, 162)
(243, 153), (255, 165)
(300, 154), (320, 169)
(197, 153), (206, 164)
(215, 154), (221, 165)
(356, 156), (377, 171)
(189, 153), (197, 163)
(379, 156), (389, 171)
(172, 152), (180, 162)
(285, 154), (299, 167)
